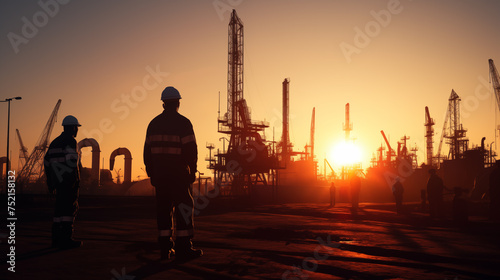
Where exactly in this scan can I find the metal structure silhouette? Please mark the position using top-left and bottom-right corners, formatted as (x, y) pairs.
(424, 106), (435, 167)
(15, 129), (29, 170)
(210, 10), (278, 195)
(17, 99), (62, 189)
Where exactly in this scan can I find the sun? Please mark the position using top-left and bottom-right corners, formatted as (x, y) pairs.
(330, 141), (362, 166)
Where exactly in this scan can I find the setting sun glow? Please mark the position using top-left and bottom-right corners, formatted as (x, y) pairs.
(330, 141), (363, 166)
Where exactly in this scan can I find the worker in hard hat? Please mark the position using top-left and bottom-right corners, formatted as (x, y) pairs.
(144, 86), (202, 260)
(44, 115), (83, 249)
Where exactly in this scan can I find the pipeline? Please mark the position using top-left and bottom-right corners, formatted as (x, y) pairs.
(77, 138), (101, 186)
(110, 148), (132, 183)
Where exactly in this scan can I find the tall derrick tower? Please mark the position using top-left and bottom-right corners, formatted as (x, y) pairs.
(212, 10), (278, 195)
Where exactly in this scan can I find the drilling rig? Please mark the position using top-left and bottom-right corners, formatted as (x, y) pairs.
(210, 10), (279, 196)
(436, 90), (468, 165)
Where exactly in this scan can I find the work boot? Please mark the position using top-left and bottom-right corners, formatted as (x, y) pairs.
(175, 237), (203, 261)
(59, 222), (82, 249)
(159, 236), (175, 260)
(51, 223), (62, 248)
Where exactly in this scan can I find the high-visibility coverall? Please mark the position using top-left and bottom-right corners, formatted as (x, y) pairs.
(144, 109), (197, 239)
(44, 131), (81, 227)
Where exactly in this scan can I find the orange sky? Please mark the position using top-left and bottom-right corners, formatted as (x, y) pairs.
(1, 0), (500, 181)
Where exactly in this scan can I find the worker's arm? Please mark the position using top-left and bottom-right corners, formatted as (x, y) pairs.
(181, 121), (197, 183)
(43, 149), (54, 193)
(143, 126), (152, 178)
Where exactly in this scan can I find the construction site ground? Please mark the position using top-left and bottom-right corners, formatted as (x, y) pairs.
(1, 195), (500, 280)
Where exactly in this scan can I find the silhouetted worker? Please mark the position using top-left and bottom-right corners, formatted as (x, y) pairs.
(489, 160), (500, 220)
(144, 86), (202, 260)
(350, 172), (361, 212)
(427, 169), (444, 219)
(420, 190), (427, 211)
(330, 182), (336, 207)
(392, 177), (404, 214)
(44, 115), (82, 249)
(453, 187), (468, 225)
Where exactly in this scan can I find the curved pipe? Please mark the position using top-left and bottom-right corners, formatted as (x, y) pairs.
(77, 138), (101, 186)
(110, 147), (132, 183)
(481, 137), (486, 151)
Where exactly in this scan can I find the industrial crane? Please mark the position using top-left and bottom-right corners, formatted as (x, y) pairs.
(15, 129), (29, 170)
(489, 59), (500, 112)
(424, 106), (435, 166)
(489, 59), (500, 147)
(17, 99), (62, 188)
(380, 130), (394, 164)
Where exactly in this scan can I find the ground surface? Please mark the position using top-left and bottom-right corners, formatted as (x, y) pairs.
(1, 195), (500, 280)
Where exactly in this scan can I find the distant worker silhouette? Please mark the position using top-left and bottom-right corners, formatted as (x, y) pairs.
(330, 182), (336, 207)
(392, 177), (404, 214)
(452, 187), (468, 225)
(144, 86), (202, 260)
(350, 171), (361, 212)
(44, 115), (83, 249)
(489, 160), (500, 221)
(426, 169), (444, 219)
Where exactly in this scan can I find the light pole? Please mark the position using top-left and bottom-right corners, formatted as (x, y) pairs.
(1, 97), (22, 181)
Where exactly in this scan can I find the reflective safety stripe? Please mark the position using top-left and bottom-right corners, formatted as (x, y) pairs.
(159, 229), (172, 237)
(53, 217), (62, 223)
(181, 134), (196, 144)
(48, 148), (64, 154)
(61, 216), (74, 222)
(148, 135), (181, 143)
(49, 154), (78, 163)
(176, 229), (194, 237)
(151, 147), (182, 155)
(49, 157), (67, 163)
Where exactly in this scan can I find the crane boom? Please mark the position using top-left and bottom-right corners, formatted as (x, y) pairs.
(17, 99), (62, 188)
(489, 59), (500, 112)
(15, 129), (29, 167)
(437, 102), (450, 163)
(424, 106), (435, 166)
(380, 130), (393, 162)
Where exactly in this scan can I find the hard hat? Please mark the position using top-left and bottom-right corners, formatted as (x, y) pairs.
(62, 115), (81, 126)
(161, 86), (182, 100)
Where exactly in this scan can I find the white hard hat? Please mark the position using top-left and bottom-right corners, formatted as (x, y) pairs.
(161, 86), (182, 100)
(62, 115), (81, 126)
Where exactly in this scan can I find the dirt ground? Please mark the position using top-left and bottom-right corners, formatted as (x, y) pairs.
(1, 195), (500, 279)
